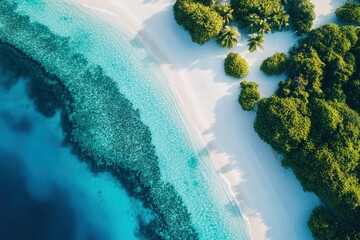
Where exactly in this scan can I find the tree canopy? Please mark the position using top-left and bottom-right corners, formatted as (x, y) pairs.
(230, 0), (289, 33)
(238, 81), (260, 111)
(260, 52), (287, 76)
(173, 0), (223, 44)
(287, 0), (315, 34)
(336, 1), (360, 26)
(224, 52), (249, 78)
(254, 23), (360, 239)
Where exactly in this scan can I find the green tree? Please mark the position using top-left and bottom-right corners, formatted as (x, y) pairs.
(247, 33), (264, 52)
(260, 52), (287, 76)
(173, 0), (223, 45)
(300, 24), (353, 63)
(213, 3), (234, 25)
(238, 81), (261, 111)
(216, 26), (240, 48)
(287, 0), (315, 34)
(309, 207), (360, 240)
(254, 96), (311, 153)
(224, 52), (249, 78)
(345, 79), (360, 113)
(231, 0), (289, 33)
(336, 1), (360, 26)
(195, 0), (216, 6)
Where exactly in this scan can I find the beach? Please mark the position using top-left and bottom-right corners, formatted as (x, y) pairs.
(63, 0), (350, 239)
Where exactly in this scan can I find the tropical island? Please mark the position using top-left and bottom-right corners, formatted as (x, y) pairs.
(0, 0), (358, 239)
(174, 0), (360, 239)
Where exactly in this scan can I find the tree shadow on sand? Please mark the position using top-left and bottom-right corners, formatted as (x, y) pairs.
(132, 5), (238, 83)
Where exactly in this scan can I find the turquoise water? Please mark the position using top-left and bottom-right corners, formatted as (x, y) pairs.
(0, 45), (155, 239)
(0, 0), (249, 239)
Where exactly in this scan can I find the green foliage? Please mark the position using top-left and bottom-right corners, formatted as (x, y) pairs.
(212, 3), (234, 25)
(345, 79), (360, 113)
(287, 49), (324, 97)
(309, 207), (360, 240)
(254, 22), (360, 238)
(254, 96), (311, 153)
(216, 26), (240, 48)
(336, 1), (360, 26)
(238, 81), (260, 111)
(224, 52), (249, 78)
(247, 33), (264, 52)
(194, 0), (216, 6)
(287, 0), (315, 34)
(231, 0), (289, 33)
(300, 24), (354, 63)
(260, 52), (287, 76)
(173, 0), (223, 44)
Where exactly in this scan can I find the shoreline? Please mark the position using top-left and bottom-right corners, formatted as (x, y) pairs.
(67, 0), (345, 239)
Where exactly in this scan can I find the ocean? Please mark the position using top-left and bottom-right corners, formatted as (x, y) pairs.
(0, 0), (249, 239)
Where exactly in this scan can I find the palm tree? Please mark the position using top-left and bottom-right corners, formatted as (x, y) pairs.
(271, 6), (289, 30)
(258, 18), (271, 35)
(213, 3), (234, 26)
(247, 33), (264, 52)
(216, 26), (240, 48)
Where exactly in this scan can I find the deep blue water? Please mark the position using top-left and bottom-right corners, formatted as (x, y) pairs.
(0, 0), (249, 239)
(0, 44), (147, 239)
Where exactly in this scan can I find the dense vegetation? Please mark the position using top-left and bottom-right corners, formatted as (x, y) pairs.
(286, 0), (315, 34)
(254, 23), (360, 239)
(224, 52), (249, 78)
(336, 1), (360, 26)
(238, 81), (260, 111)
(173, 0), (223, 44)
(260, 52), (287, 76)
(230, 0), (289, 33)
(174, 0), (316, 52)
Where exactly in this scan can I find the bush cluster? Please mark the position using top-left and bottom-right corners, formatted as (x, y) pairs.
(287, 0), (315, 34)
(336, 1), (360, 26)
(260, 52), (287, 76)
(224, 52), (249, 78)
(193, 0), (215, 6)
(238, 81), (260, 111)
(230, 0), (289, 33)
(173, 0), (223, 45)
(254, 23), (360, 239)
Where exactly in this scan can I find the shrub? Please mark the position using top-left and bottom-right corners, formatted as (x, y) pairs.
(231, 0), (289, 33)
(345, 79), (360, 113)
(260, 52), (287, 76)
(238, 81), (260, 111)
(254, 96), (311, 153)
(287, 0), (315, 34)
(224, 52), (249, 78)
(336, 1), (360, 26)
(173, 0), (223, 45)
(194, 0), (216, 6)
(308, 207), (360, 240)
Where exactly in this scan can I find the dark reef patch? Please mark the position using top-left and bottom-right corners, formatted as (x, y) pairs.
(0, 1), (199, 239)
(0, 149), (103, 240)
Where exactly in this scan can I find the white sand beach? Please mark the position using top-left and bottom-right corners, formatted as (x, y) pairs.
(68, 0), (346, 239)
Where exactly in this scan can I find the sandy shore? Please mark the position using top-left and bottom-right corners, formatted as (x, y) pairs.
(68, 0), (345, 239)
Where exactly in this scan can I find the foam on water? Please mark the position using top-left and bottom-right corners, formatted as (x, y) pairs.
(0, 0), (250, 239)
